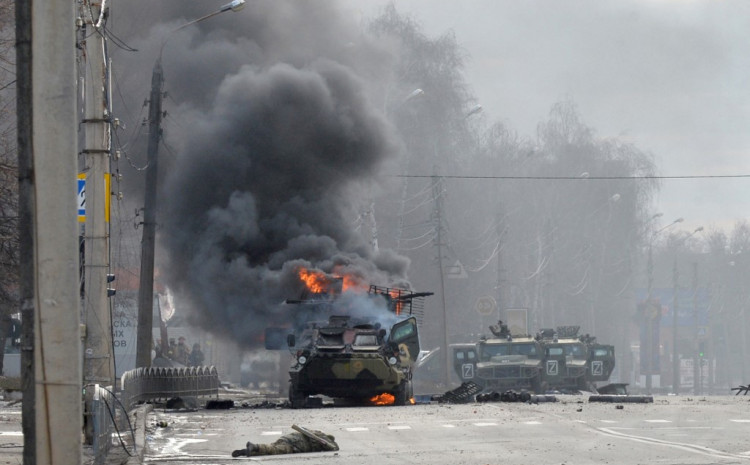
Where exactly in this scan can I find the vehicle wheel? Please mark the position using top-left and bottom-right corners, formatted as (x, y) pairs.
(531, 375), (543, 394)
(576, 378), (591, 393)
(393, 381), (410, 406)
(289, 383), (307, 409)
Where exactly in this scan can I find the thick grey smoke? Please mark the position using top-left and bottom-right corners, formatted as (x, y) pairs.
(111, 2), (411, 346)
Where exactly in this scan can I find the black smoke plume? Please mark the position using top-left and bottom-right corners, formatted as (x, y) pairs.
(116, 4), (412, 347)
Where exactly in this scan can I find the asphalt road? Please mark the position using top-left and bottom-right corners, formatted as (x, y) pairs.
(141, 394), (750, 465)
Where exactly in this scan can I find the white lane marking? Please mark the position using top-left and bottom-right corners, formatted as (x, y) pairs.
(574, 420), (587, 423)
(0, 432), (22, 436)
(645, 419), (672, 423)
(730, 419), (750, 423)
(600, 420), (617, 424)
(598, 427), (748, 460)
(161, 437), (208, 455)
(441, 424), (456, 428)
(261, 431), (282, 436)
(525, 421), (542, 425)
(388, 425), (411, 430)
(474, 422), (498, 427)
(346, 427), (369, 432)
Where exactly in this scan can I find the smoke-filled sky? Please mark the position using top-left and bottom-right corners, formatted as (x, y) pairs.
(357, 0), (750, 234)
(110, 0), (750, 350)
(112, 1), (415, 345)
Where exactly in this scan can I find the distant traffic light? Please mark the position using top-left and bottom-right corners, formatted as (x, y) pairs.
(698, 341), (706, 358)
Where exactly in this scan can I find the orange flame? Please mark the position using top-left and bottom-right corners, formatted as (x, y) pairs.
(298, 268), (331, 294)
(409, 397), (416, 405)
(299, 267), (370, 295)
(389, 289), (404, 315)
(341, 274), (367, 293)
(368, 393), (395, 406)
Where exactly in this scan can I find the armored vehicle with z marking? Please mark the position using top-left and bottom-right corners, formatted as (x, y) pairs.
(537, 326), (589, 392)
(452, 323), (615, 394)
(452, 323), (545, 393)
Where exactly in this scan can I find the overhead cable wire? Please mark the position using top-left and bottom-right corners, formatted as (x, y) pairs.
(399, 226), (436, 243)
(524, 254), (550, 281)
(402, 177), (441, 203)
(402, 193), (438, 216)
(463, 221), (503, 252)
(103, 25), (138, 52)
(401, 219), (434, 231)
(564, 265), (590, 296)
(614, 276), (632, 297)
(394, 173), (750, 180)
(397, 237), (434, 252)
(464, 240), (502, 273)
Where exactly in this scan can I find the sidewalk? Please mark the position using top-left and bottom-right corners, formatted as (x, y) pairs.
(114, 403), (152, 465)
(0, 398), (22, 464)
(0, 398), (152, 465)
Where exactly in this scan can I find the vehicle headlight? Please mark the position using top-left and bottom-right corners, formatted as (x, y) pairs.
(297, 355), (307, 365)
(388, 356), (398, 365)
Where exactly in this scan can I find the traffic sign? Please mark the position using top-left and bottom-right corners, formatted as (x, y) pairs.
(475, 295), (497, 316)
(77, 173), (86, 222)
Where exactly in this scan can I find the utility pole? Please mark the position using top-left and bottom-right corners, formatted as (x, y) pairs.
(81, 0), (115, 443)
(672, 255), (679, 394)
(645, 217), (683, 392)
(692, 262), (699, 395)
(18, 0), (82, 462)
(670, 226), (702, 395)
(136, 60), (163, 368)
(645, 242), (655, 392)
(135, 0), (247, 368)
(495, 208), (505, 322)
(431, 172), (450, 387)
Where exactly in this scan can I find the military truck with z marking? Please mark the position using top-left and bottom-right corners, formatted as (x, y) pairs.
(453, 324), (615, 394)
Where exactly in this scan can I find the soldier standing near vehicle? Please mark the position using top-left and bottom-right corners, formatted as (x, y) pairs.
(231, 425), (338, 457)
(175, 336), (190, 365)
(167, 338), (177, 361)
(188, 343), (204, 366)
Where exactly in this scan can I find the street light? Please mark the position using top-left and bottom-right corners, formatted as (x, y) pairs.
(465, 104), (483, 118)
(671, 226), (703, 395)
(438, 104), (484, 388)
(644, 217), (683, 392)
(135, 1), (245, 368)
(403, 88), (425, 103)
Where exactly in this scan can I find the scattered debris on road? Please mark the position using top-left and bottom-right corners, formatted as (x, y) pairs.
(205, 399), (234, 409)
(474, 389), (559, 404)
(589, 395), (653, 403)
(731, 384), (750, 395)
(434, 382), (483, 404)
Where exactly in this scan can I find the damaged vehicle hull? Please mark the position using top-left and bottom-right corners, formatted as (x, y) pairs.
(288, 315), (419, 407)
(280, 284), (430, 408)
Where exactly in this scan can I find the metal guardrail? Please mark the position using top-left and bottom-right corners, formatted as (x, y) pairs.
(90, 384), (118, 465)
(121, 365), (220, 411)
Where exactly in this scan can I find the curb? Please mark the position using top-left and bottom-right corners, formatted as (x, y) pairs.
(127, 404), (153, 465)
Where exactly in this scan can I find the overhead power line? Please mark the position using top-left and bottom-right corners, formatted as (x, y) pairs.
(394, 174), (750, 180)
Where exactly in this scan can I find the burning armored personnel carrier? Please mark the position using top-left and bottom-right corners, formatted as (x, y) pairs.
(278, 270), (432, 408)
(452, 323), (615, 394)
